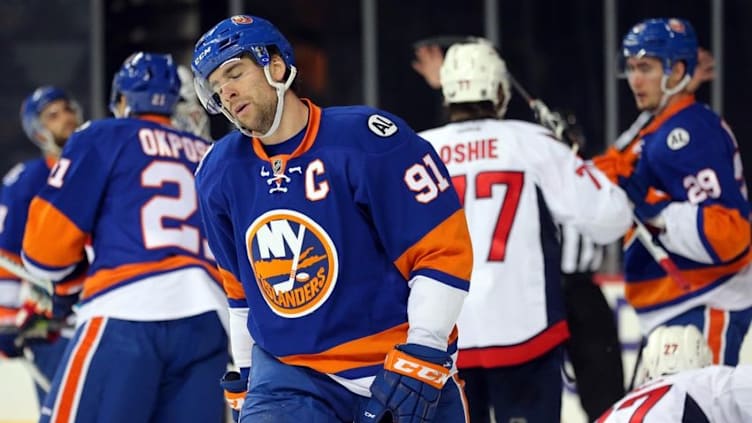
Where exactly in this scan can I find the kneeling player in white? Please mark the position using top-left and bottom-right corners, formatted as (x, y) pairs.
(598, 325), (752, 422)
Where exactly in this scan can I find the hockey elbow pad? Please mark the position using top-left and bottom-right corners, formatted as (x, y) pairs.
(358, 343), (452, 423)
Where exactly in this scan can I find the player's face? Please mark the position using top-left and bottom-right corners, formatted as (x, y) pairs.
(208, 56), (277, 134)
(39, 99), (79, 147)
(625, 56), (664, 112)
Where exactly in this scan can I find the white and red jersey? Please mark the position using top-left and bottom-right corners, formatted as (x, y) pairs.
(598, 365), (752, 423)
(420, 118), (631, 367)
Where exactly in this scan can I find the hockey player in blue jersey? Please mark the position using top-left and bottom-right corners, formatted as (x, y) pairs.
(21, 52), (228, 422)
(593, 18), (752, 366)
(0, 86), (82, 405)
(192, 15), (473, 423)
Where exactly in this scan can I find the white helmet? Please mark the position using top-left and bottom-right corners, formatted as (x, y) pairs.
(641, 325), (712, 382)
(440, 40), (512, 118)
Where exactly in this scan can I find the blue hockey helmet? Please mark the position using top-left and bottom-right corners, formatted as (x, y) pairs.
(191, 15), (296, 115)
(109, 52), (181, 117)
(20, 86), (82, 151)
(622, 18), (698, 76)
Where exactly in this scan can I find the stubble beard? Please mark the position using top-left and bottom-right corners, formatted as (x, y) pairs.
(239, 95), (277, 136)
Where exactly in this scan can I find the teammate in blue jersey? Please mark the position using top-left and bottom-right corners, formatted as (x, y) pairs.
(594, 18), (752, 366)
(0, 86), (82, 405)
(21, 52), (228, 422)
(192, 15), (473, 423)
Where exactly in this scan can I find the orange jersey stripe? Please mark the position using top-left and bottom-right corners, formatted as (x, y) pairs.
(638, 94), (695, 137)
(625, 249), (752, 308)
(0, 306), (17, 325)
(54, 317), (105, 423)
(55, 274), (85, 296)
(23, 197), (86, 268)
(280, 324), (459, 374)
(219, 266), (245, 300)
(454, 374), (471, 423)
(279, 322), (409, 373)
(645, 187), (671, 204)
(706, 308), (727, 364)
(0, 250), (22, 280)
(394, 209), (473, 282)
(83, 256), (220, 299)
(702, 204), (751, 262)
(0, 249), (21, 263)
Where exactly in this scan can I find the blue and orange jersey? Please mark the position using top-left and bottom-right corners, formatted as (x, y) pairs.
(21, 116), (223, 314)
(623, 94), (751, 313)
(196, 101), (472, 383)
(0, 157), (55, 318)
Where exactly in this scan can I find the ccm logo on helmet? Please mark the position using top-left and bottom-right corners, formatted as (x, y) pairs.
(194, 46), (211, 66)
(384, 349), (450, 389)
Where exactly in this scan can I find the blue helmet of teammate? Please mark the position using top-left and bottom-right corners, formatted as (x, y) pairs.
(109, 52), (181, 117)
(622, 18), (698, 76)
(191, 15), (296, 115)
(20, 86), (82, 151)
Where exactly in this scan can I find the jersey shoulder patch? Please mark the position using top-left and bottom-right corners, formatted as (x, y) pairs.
(367, 114), (398, 137)
(666, 127), (690, 150)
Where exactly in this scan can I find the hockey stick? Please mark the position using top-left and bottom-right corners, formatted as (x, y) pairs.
(632, 220), (690, 290)
(506, 72), (582, 153)
(22, 346), (51, 393)
(0, 344), (51, 393)
(0, 254), (53, 295)
(612, 114), (692, 292)
(507, 74), (690, 292)
(627, 336), (646, 391)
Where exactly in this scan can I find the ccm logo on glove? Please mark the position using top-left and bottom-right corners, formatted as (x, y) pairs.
(384, 349), (450, 389)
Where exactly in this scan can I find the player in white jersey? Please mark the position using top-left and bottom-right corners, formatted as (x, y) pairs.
(418, 41), (632, 423)
(598, 325), (752, 422)
(413, 37), (628, 419)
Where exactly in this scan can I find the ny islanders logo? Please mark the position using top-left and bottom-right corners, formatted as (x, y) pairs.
(246, 209), (339, 318)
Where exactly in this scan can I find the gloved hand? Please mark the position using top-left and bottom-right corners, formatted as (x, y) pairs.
(14, 284), (77, 348)
(221, 370), (248, 422)
(530, 100), (567, 140)
(358, 344), (452, 423)
(618, 173), (671, 222)
(593, 146), (639, 184)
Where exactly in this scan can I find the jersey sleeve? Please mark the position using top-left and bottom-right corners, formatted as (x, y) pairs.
(528, 132), (632, 244)
(353, 112), (472, 349)
(0, 164), (30, 311)
(0, 164), (33, 279)
(649, 123), (750, 265)
(196, 148), (253, 367)
(22, 125), (110, 281)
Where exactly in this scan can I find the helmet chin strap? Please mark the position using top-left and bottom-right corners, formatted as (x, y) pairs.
(40, 130), (62, 157)
(657, 73), (691, 110)
(254, 65), (297, 139)
(230, 65), (298, 139)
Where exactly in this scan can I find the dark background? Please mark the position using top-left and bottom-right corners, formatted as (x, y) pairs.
(2, 0), (750, 188)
